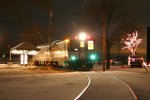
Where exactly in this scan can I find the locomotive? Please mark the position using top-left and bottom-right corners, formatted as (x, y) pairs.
(33, 33), (100, 70)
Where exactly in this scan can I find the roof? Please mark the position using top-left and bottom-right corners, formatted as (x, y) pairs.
(37, 40), (62, 48)
(11, 41), (40, 51)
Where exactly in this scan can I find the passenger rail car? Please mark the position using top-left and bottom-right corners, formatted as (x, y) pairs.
(33, 35), (100, 70)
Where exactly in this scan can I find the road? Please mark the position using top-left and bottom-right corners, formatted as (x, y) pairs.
(0, 70), (150, 100)
(0, 72), (88, 100)
(108, 71), (150, 100)
(78, 72), (135, 100)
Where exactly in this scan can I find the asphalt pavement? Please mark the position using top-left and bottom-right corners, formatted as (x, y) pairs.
(0, 64), (150, 100)
(78, 72), (135, 100)
(0, 72), (88, 100)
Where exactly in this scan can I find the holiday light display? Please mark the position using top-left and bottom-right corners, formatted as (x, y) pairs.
(122, 31), (144, 67)
(122, 31), (142, 56)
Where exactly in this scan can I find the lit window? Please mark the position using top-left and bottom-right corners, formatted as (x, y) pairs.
(87, 41), (94, 50)
(80, 41), (85, 47)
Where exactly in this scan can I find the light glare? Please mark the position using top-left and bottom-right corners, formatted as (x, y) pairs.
(79, 32), (87, 41)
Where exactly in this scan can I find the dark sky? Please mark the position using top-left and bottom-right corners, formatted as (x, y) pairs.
(53, 0), (88, 39)
(136, 0), (150, 24)
(1, 0), (150, 39)
(53, 0), (150, 40)
(0, 0), (150, 54)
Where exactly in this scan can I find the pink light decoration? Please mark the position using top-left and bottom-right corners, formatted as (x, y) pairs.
(122, 31), (142, 56)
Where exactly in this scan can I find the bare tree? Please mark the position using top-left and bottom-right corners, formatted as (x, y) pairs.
(122, 31), (142, 56)
(18, 0), (53, 44)
(0, 0), (53, 57)
(0, 0), (53, 45)
(87, 0), (140, 69)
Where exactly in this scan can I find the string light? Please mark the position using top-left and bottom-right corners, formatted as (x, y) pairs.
(122, 31), (142, 56)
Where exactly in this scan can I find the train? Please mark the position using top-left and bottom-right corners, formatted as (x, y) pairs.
(32, 33), (100, 70)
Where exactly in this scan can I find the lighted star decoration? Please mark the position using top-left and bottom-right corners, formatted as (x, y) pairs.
(122, 31), (142, 56)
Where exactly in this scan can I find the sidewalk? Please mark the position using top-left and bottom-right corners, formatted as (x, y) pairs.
(93, 64), (150, 73)
(0, 64), (68, 75)
(0, 64), (37, 68)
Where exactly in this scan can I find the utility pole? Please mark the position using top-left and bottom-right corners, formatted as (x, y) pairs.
(49, 10), (53, 43)
(102, 0), (107, 71)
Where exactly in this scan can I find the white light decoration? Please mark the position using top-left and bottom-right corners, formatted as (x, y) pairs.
(20, 54), (28, 65)
(24, 54), (28, 64)
(28, 50), (39, 55)
(122, 31), (147, 66)
(11, 50), (38, 55)
(122, 31), (142, 56)
(52, 50), (68, 58)
(11, 49), (39, 65)
(11, 50), (23, 54)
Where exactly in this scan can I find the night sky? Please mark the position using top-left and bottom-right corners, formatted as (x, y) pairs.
(53, 0), (150, 35)
(0, 0), (150, 56)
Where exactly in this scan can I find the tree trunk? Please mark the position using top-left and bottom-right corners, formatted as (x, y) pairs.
(106, 46), (110, 69)
(102, 0), (107, 71)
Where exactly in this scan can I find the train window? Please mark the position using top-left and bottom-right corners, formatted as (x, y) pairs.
(69, 40), (80, 52)
(87, 40), (94, 50)
(80, 41), (85, 48)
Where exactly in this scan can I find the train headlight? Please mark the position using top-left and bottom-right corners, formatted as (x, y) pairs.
(71, 56), (76, 61)
(90, 54), (96, 60)
(87, 53), (97, 61)
(70, 55), (77, 61)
